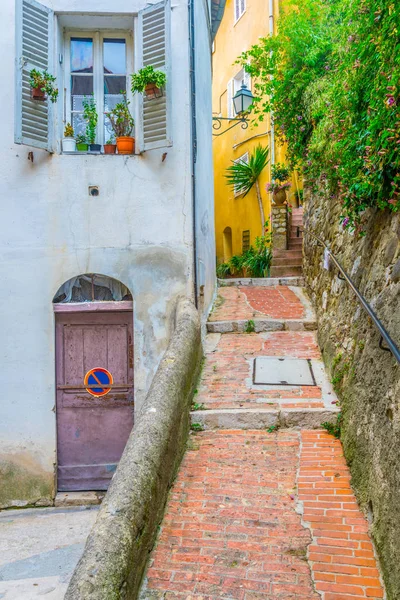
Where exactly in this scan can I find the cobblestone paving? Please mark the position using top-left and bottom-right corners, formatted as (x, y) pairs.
(208, 287), (305, 322)
(140, 285), (385, 600)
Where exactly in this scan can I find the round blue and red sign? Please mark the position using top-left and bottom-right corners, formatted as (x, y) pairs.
(84, 368), (113, 397)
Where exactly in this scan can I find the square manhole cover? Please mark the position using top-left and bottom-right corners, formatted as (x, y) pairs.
(253, 358), (316, 386)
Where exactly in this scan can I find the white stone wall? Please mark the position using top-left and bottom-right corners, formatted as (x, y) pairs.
(0, 0), (215, 505)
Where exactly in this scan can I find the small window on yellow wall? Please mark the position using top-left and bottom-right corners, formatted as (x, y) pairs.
(234, 0), (246, 23)
(242, 230), (250, 252)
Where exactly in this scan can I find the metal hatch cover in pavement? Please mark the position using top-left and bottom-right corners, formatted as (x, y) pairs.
(253, 357), (316, 386)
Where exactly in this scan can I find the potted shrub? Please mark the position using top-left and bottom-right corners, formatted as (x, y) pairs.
(62, 123), (76, 152)
(29, 69), (58, 103)
(82, 95), (101, 152)
(104, 138), (117, 155)
(266, 163), (291, 205)
(107, 93), (135, 154)
(131, 66), (166, 99)
(76, 134), (88, 152)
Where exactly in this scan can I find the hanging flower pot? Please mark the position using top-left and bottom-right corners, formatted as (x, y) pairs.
(131, 66), (167, 101)
(144, 83), (163, 99)
(116, 136), (135, 155)
(31, 86), (46, 101)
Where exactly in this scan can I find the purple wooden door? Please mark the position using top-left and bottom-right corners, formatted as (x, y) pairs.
(56, 309), (134, 491)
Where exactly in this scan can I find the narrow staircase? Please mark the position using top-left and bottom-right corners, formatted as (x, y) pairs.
(139, 279), (386, 600)
(270, 207), (303, 278)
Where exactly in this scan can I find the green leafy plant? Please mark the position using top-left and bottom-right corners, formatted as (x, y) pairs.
(216, 262), (232, 278)
(272, 163), (290, 182)
(245, 319), (255, 333)
(131, 66), (167, 94)
(29, 69), (58, 103)
(322, 413), (342, 439)
(82, 96), (98, 145)
(191, 402), (205, 411)
(75, 134), (87, 145)
(225, 145), (270, 233)
(105, 138), (115, 145)
(237, 0), (400, 227)
(107, 93), (134, 138)
(64, 123), (74, 138)
(267, 424), (278, 433)
(191, 423), (204, 432)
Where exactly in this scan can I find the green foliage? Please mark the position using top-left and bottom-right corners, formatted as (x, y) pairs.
(267, 424), (278, 433)
(237, 0), (400, 227)
(105, 138), (115, 145)
(190, 423), (204, 432)
(64, 123), (74, 138)
(191, 402), (205, 411)
(225, 145), (269, 196)
(107, 93), (134, 138)
(245, 319), (256, 333)
(82, 96), (98, 144)
(131, 66), (167, 94)
(322, 413), (342, 438)
(75, 134), (87, 144)
(217, 222), (273, 279)
(272, 163), (290, 182)
(29, 69), (58, 103)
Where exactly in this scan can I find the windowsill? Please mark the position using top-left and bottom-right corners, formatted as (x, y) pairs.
(61, 151), (137, 156)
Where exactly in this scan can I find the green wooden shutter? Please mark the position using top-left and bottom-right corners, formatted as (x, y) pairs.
(15, 0), (54, 151)
(138, 0), (171, 151)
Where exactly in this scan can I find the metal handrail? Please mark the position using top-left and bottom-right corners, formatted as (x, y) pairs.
(302, 228), (400, 364)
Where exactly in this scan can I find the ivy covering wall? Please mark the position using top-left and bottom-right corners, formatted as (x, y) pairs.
(238, 0), (400, 228)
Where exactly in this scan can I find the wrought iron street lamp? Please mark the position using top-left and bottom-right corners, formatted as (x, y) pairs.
(212, 82), (254, 137)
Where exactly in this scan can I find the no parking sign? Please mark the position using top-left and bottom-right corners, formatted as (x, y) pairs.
(84, 368), (113, 397)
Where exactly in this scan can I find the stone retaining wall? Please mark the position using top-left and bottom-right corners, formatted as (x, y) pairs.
(303, 184), (400, 599)
(65, 298), (202, 600)
(271, 205), (289, 250)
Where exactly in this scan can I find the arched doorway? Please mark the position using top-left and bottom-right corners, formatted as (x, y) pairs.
(223, 227), (233, 262)
(53, 274), (134, 491)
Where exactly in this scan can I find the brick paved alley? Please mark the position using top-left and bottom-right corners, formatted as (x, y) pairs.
(140, 284), (385, 600)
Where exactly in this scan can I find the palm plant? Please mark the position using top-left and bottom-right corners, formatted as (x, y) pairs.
(225, 145), (270, 233)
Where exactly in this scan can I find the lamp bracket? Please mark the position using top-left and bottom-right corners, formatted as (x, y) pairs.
(212, 116), (249, 137)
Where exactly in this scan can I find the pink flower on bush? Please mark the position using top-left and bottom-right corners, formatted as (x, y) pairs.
(386, 95), (396, 107)
(342, 217), (350, 228)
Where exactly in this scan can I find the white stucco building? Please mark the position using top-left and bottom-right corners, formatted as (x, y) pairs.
(0, 0), (224, 506)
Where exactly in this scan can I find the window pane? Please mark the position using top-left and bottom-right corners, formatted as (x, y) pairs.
(104, 39), (126, 74)
(71, 75), (93, 97)
(71, 38), (93, 73)
(72, 113), (86, 138)
(104, 75), (126, 95)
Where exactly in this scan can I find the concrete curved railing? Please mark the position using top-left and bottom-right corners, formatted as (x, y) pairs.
(65, 298), (202, 600)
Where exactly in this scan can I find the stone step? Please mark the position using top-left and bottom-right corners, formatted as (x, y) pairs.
(206, 317), (317, 333)
(55, 492), (104, 507)
(270, 265), (303, 277)
(288, 240), (303, 248)
(273, 249), (303, 259)
(191, 408), (339, 430)
(217, 276), (305, 287)
(271, 256), (303, 267)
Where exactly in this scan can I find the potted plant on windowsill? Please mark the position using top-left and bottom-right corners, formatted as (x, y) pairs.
(29, 69), (58, 103)
(107, 93), (135, 155)
(62, 123), (76, 152)
(267, 163), (291, 205)
(104, 138), (117, 155)
(76, 134), (88, 152)
(83, 95), (101, 152)
(131, 66), (167, 100)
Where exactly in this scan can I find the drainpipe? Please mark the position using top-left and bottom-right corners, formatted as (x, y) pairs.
(188, 0), (198, 308)
(269, 0), (275, 169)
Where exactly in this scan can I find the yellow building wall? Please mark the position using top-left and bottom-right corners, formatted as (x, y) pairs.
(212, 0), (286, 263)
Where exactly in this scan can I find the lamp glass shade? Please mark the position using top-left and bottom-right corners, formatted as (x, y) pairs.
(233, 83), (254, 115)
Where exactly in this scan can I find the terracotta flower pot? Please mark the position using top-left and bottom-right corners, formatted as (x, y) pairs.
(103, 144), (117, 155)
(144, 83), (163, 99)
(116, 136), (135, 155)
(31, 86), (46, 101)
(273, 189), (287, 205)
